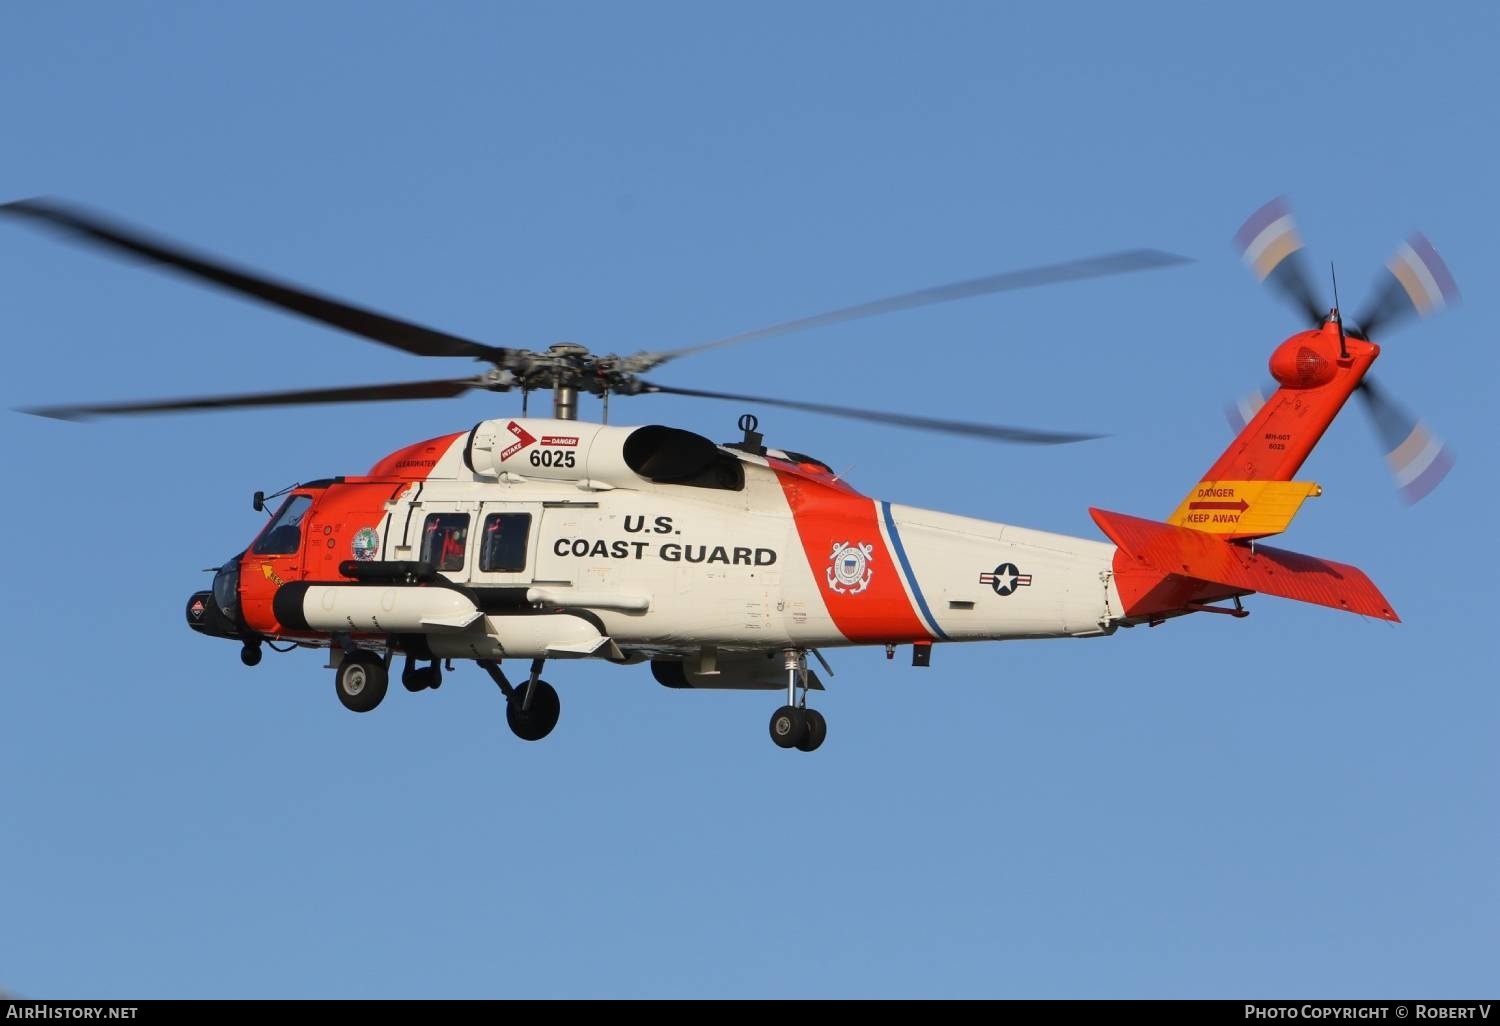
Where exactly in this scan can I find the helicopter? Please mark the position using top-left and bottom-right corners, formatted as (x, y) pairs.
(0, 195), (1457, 752)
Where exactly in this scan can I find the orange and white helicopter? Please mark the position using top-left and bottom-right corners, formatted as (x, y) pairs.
(1, 196), (1458, 752)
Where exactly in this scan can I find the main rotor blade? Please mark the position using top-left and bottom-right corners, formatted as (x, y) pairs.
(1355, 376), (1454, 505)
(1232, 196), (1325, 327)
(1350, 232), (1460, 340)
(629, 249), (1193, 370)
(0, 197), (507, 362)
(640, 382), (1103, 445)
(18, 377), (487, 421)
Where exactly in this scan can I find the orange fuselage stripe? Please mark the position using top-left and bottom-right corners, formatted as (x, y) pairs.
(773, 466), (928, 643)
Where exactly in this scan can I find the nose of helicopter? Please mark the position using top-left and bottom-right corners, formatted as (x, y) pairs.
(185, 554), (248, 642)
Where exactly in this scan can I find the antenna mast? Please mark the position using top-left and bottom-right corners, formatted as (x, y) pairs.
(1330, 262), (1348, 360)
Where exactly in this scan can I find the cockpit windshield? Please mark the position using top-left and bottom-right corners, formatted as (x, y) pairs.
(252, 494), (313, 555)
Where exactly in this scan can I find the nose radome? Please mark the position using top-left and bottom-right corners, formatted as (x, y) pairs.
(185, 589), (237, 639)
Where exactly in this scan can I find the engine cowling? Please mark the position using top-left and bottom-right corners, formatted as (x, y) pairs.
(463, 418), (744, 491)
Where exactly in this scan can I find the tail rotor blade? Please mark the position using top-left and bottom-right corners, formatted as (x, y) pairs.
(1233, 196), (1325, 327)
(1351, 232), (1460, 340)
(1356, 376), (1454, 504)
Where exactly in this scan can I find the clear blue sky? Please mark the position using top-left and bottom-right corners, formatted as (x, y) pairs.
(2, 0), (1495, 999)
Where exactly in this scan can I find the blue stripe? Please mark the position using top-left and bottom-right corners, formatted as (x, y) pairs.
(880, 500), (948, 641)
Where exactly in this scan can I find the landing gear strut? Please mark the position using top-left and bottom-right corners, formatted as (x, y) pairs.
(479, 658), (561, 741)
(769, 648), (826, 752)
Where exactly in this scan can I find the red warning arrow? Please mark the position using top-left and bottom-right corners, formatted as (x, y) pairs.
(500, 420), (538, 462)
(1189, 499), (1250, 512)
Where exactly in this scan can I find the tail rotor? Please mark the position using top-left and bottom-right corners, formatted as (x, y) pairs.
(1228, 196), (1459, 505)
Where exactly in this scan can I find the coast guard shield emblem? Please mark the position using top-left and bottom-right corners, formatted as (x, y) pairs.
(826, 541), (874, 595)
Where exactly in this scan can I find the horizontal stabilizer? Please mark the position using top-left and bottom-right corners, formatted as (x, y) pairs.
(1091, 508), (1398, 621)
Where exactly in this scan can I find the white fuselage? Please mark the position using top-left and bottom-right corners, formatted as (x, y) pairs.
(322, 418), (1126, 663)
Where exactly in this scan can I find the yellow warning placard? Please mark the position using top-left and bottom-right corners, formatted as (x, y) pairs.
(1167, 480), (1322, 539)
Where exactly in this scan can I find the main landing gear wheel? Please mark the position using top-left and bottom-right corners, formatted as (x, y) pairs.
(506, 680), (560, 742)
(335, 651), (388, 713)
(770, 706), (807, 748)
(798, 708), (827, 753)
(769, 648), (827, 753)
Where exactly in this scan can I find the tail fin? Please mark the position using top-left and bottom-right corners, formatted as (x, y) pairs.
(1091, 317), (1399, 623)
(1164, 317), (1377, 541)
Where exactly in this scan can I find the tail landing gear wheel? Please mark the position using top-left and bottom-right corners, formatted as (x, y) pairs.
(335, 652), (388, 713)
(506, 680), (560, 741)
(796, 708), (827, 752)
(770, 706), (807, 749)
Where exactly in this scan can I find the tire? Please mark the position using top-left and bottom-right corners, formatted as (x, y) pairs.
(769, 706), (807, 749)
(335, 652), (388, 713)
(797, 709), (827, 752)
(506, 679), (560, 741)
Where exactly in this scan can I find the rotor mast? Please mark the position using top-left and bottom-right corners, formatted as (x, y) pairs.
(553, 385), (577, 420)
(546, 342), (589, 420)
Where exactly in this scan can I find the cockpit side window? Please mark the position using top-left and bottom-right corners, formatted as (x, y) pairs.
(252, 494), (313, 555)
(480, 513), (532, 572)
(421, 513), (470, 572)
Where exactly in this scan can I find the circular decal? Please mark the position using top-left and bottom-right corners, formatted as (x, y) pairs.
(825, 541), (875, 595)
(834, 548), (867, 587)
(979, 562), (1033, 597)
(352, 527), (381, 561)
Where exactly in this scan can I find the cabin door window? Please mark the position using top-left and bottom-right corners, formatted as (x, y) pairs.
(471, 504), (541, 585)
